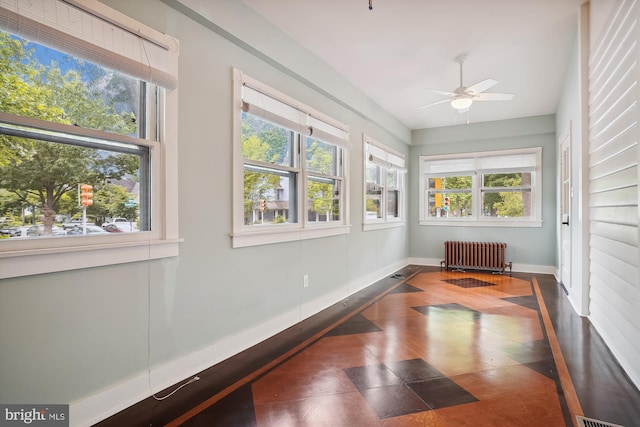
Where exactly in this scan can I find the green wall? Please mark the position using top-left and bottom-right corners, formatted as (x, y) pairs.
(0, 0), (410, 411)
(408, 115), (557, 268)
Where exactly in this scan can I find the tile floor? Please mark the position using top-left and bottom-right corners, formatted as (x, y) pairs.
(96, 266), (640, 427)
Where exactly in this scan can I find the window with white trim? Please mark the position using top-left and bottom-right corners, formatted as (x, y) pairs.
(232, 69), (350, 248)
(0, 0), (179, 279)
(419, 148), (542, 227)
(363, 135), (406, 229)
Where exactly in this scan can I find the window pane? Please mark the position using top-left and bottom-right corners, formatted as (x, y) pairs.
(483, 173), (529, 187)
(427, 175), (472, 218)
(482, 172), (532, 217)
(482, 190), (531, 217)
(429, 176), (472, 190)
(0, 30), (152, 239)
(306, 138), (337, 175)
(366, 183), (383, 219)
(244, 167), (296, 226)
(387, 189), (399, 218)
(241, 112), (294, 166)
(428, 191), (472, 218)
(366, 162), (381, 185)
(0, 32), (141, 137)
(307, 177), (340, 222)
(387, 169), (397, 188)
(0, 135), (146, 239)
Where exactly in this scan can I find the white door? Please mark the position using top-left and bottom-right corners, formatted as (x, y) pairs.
(560, 130), (571, 287)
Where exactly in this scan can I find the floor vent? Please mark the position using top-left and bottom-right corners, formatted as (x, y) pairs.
(576, 416), (624, 427)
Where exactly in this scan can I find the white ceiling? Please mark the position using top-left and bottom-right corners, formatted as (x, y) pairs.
(240, 0), (583, 130)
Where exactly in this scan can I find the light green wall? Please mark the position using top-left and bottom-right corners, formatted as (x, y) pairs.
(408, 115), (558, 268)
(0, 0), (410, 406)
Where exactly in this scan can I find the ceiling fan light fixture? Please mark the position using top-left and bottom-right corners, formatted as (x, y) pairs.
(451, 97), (473, 110)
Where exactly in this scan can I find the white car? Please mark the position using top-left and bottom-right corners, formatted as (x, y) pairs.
(66, 225), (109, 235)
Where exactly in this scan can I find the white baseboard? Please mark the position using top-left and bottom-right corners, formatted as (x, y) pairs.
(69, 259), (409, 427)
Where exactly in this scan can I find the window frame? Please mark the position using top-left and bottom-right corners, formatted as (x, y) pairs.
(232, 69), (350, 248)
(0, 0), (180, 279)
(363, 135), (406, 231)
(419, 147), (542, 227)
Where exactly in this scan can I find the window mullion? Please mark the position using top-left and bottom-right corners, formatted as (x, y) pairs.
(298, 133), (307, 229)
(381, 166), (388, 218)
(472, 174), (480, 218)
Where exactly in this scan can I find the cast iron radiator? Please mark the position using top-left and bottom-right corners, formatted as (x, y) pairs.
(441, 241), (512, 275)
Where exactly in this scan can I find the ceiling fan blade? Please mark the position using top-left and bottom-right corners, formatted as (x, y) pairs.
(425, 89), (456, 96)
(466, 78), (498, 94)
(417, 99), (451, 110)
(474, 92), (514, 101)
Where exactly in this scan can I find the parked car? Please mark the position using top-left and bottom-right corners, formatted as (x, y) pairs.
(0, 226), (21, 238)
(66, 225), (109, 236)
(102, 218), (137, 232)
(102, 223), (124, 233)
(62, 218), (95, 230)
(26, 225), (66, 237)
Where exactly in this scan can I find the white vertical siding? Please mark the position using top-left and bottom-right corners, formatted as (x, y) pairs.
(588, 0), (640, 386)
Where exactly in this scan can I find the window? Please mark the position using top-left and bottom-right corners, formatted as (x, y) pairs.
(232, 70), (350, 247)
(419, 148), (542, 227)
(363, 136), (406, 230)
(0, 0), (179, 279)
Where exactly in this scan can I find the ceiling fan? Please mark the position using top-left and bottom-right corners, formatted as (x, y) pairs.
(418, 54), (514, 113)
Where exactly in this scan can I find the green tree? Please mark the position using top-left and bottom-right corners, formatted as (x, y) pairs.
(488, 175), (525, 217)
(92, 183), (137, 225)
(242, 134), (280, 224)
(0, 31), (138, 235)
(306, 139), (336, 220)
(493, 192), (524, 217)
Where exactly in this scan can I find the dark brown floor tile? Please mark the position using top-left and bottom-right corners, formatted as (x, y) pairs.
(325, 312), (383, 336)
(360, 383), (430, 418)
(385, 358), (445, 383)
(182, 383), (256, 427)
(503, 339), (554, 364)
(444, 277), (497, 288)
(344, 363), (403, 391)
(501, 295), (539, 310)
(389, 283), (424, 294)
(407, 377), (478, 409)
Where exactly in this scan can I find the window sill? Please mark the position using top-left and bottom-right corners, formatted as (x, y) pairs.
(0, 238), (182, 279)
(419, 219), (542, 227)
(362, 220), (405, 232)
(231, 224), (350, 248)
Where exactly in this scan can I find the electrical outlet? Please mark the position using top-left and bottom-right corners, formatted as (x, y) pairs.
(303, 273), (309, 288)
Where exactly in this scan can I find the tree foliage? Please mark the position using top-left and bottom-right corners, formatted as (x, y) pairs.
(306, 139), (337, 220)
(483, 173), (524, 217)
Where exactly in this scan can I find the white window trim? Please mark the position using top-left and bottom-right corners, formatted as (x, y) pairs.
(363, 134), (406, 231)
(231, 69), (350, 248)
(0, 1), (181, 279)
(418, 147), (542, 227)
